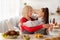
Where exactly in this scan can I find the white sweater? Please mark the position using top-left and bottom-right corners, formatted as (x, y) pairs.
(23, 18), (44, 27)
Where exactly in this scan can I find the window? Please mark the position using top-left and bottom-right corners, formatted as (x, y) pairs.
(0, 0), (20, 21)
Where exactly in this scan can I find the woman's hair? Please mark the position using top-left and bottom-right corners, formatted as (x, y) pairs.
(41, 8), (49, 24)
(22, 5), (33, 18)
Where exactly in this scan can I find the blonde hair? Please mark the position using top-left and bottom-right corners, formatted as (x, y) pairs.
(22, 5), (33, 20)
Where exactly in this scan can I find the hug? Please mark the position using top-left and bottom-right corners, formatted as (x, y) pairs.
(19, 5), (52, 35)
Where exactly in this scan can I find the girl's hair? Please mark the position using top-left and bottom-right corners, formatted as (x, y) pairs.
(22, 5), (33, 18)
(41, 8), (49, 35)
(41, 8), (49, 24)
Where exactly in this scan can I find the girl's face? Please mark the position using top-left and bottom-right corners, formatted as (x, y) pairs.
(27, 8), (33, 17)
(38, 9), (44, 17)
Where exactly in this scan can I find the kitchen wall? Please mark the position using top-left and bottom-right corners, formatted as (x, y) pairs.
(20, 0), (60, 13)
(0, 0), (60, 22)
(20, 0), (60, 23)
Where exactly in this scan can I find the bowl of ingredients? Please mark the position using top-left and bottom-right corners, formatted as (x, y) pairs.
(2, 30), (20, 39)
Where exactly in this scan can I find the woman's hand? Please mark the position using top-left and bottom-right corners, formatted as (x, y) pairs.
(43, 24), (50, 28)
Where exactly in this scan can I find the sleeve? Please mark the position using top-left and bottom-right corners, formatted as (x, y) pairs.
(23, 20), (39, 27)
(20, 18), (27, 23)
(38, 18), (44, 24)
(19, 17), (27, 31)
(21, 24), (43, 32)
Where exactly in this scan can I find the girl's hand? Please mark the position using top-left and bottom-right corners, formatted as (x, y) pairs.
(49, 24), (53, 32)
(58, 24), (60, 28)
(43, 24), (53, 32)
(43, 24), (50, 28)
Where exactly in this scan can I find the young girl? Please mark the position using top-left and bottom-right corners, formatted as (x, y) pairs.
(19, 5), (50, 34)
(38, 8), (49, 24)
(35, 8), (49, 35)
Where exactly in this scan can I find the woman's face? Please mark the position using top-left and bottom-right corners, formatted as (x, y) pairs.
(27, 8), (33, 17)
(38, 9), (44, 17)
